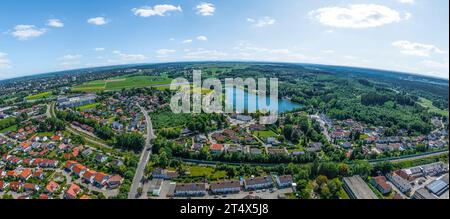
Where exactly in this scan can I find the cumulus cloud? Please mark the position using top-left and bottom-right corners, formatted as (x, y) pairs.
(61, 54), (83, 60)
(0, 52), (12, 69)
(47, 19), (64, 28)
(87, 17), (108, 25)
(197, 35), (208, 41)
(132, 4), (182, 17)
(156, 49), (176, 56)
(184, 49), (228, 59)
(113, 50), (148, 62)
(182, 39), (193, 44)
(196, 3), (215, 16)
(392, 40), (445, 57)
(94, 48), (105, 52)
(247, 17), (276, 27)
(11, 25), (47, 40)
(309, 4), (409, 28)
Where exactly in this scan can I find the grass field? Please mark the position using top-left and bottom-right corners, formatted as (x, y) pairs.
(253, 130), (278, 138)
(187, 166), (227, 180)
(76, 103), (100, 111)
(26, 91), (52, 100)
(417, 98), (449, 117)
(0, 125), (17, 133)
(72, 75), (172, 92)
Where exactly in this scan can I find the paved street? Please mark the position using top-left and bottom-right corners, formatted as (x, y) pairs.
(128, 105), (155, 199)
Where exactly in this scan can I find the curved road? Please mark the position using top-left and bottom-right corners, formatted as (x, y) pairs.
(128, 105), (155, 199)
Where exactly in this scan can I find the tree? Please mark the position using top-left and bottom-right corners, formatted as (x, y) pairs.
(115, 133), (145, 151)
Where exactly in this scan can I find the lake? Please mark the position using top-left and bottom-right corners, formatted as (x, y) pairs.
(224, 87), (301, 113)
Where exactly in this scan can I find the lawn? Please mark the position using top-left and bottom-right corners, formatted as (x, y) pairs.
(253, 130), (278, 138)
(188, 166), (227, 180)
(26, 91), (52, 100)
(150, 111), (193, 129)
(417, 98), (449, 117)
(0, 125), (17, 133)
(72, 75), (172, 92)
(75, 103), (100, 111)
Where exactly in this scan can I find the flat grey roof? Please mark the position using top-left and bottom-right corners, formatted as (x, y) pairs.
(343, 176), (378, 199)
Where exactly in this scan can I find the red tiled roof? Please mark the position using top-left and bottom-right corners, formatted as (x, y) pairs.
(210, 144), (224, 151)
(46, 181), (59, 193)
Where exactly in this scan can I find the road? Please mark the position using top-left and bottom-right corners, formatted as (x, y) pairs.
(47, 102), (111, 148)
(310, 114), (331, 142)
(128, 105), (156, 199)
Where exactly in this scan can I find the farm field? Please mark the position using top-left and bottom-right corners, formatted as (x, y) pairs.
(72, 75), (172, 92)
(26, 91), (52, 100)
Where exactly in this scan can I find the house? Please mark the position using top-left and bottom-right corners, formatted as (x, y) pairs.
(0, 181), (7, 191)
(33, 169), (45, 180)
(9, 181), (21, 191)
(174, 183), (207, 197)
(95, 154), (108, 163)
(150, 179), (163, 196)
(65, 160), (77, 171)
(370, 176), (391, 195)
(244, 176), (273, 191)
(39, 193), (49, 199)
(64, 183), (81, 199)
(45, 181), (59, 194)
(24, 183), (39, 192)
(210, 180), (241, 194)
(107, 175), (123, 189)
(72, 163), (87, 177)
(275, 175), (293, 188)
(152, 168), (179, 180)
(307, 142), (323, 153)
(81, 148), (93, 157)
(18, 168), (32, 181)
(386, 173), (411, 194)
(210, 144), (224, 154)
(82, 170), (97, 184)
(80, 195), (91, 199)
(94, 172), (109, 187)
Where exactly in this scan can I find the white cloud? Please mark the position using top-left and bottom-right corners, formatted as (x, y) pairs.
(156, 49), (176, 55)
(309, 4), (409, 28)
(196, 3), (215, 16)
(321, 50), (335, 54)
(397, 0), (415, 4)
(182, 39), (193, 44)
(421, 59), (449, 69)
(247, 17), (276, 27)
(11, 25), (47, 40)
(87, 17), (108, 25)
(132, 4), (182, 17)
(392, 40), (445, 57)
(60, 54), (82, 68)
(184, 49), (228, 59)
(0, 52), (12, 69)
(197, 35), (208, 41)
(113, 50), (148, 62)
(47, 19), (64, 28)
(94, 48), (105, 52)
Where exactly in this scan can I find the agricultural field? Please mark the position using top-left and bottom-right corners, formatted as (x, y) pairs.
(26, 91), (52, 100)
(72, 75), (172, 92)
(417, 98), (449, 117)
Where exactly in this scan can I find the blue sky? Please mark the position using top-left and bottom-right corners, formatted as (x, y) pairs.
(0, 0), (448, 80)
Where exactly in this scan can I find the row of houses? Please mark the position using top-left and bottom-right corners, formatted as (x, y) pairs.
(171, 175), (294, 197)
(65, 161), (123, 189)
